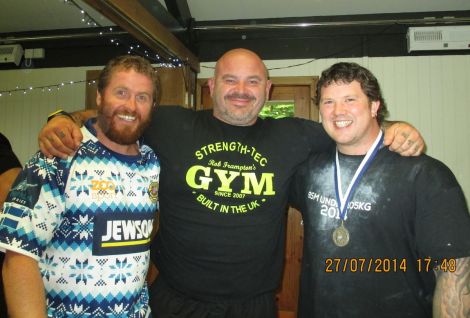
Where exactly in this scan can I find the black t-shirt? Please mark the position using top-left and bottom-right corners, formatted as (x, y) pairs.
(144, 106), (331, 300)
(291, 147), (470, 318)
(0, 133), (21, 173)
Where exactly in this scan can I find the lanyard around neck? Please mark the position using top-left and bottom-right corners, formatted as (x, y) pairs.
(334, 130), (384, 221)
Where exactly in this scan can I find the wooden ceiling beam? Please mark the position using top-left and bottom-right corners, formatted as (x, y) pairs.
(164, 0), (192, 27)
(83, 0), (199, 72)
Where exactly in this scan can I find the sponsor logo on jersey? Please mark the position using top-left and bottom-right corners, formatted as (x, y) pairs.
(90, 179), (118, 201)
(93, 211), (154, 255)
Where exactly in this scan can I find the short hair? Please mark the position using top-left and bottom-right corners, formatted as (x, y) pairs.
(97, 55), (160, 106)
(315, 62), (389, 124)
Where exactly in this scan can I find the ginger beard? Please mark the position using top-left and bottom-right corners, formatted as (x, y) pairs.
(97, 103), (152, 145)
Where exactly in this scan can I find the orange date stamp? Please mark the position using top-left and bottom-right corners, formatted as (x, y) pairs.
(324, 257), (457, 273)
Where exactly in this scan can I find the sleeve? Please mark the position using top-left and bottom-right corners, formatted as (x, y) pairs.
(0, 151), (68, 260)
(414, 157), (470, 260)
(289, 161), (308, 212)
(143, 105), (184, 150)
(296, 119), (334, 155)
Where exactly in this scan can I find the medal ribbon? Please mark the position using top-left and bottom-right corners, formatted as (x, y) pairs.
(334, 130), (384, 221)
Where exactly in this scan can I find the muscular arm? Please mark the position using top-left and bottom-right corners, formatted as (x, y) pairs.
(433, 257), (470, 318)
(39, 109), (97, 159)
(2, 251), (47, 318)
(39, 109), (425, 157)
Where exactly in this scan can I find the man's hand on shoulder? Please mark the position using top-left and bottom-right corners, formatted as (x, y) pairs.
(383, 121), (425, 156)
(39, 115), (82, 159)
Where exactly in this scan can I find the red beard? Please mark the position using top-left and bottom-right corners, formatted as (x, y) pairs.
(97, 108), (151, 145)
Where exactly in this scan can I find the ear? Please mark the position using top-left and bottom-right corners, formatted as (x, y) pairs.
(208, 78), (215, 97)
(96, 91), (102, 108)
(265, 79), (272, 98)
(371, 100), (380, 117)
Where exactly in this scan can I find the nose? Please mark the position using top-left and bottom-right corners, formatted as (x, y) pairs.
(234, 81), (248, 94)
(333, 102), (346, 115)
(126, 95), (138, 111)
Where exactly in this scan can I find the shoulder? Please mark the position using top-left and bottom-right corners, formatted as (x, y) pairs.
(148, 105), (211, 131)
(264, 117), (332, 154)
(301, 147), (334, 168)
(154, 105), (206, 119)
(259, 117), (327, 142)
(262, 116), (322, 130)
(415, 154), (460, 186)
(382, 150), (460, 187)
(140, 143), (160, 164)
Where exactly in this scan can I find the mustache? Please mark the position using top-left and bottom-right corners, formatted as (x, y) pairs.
(99, 107), (138, 119)
(225, 92), (255, 101)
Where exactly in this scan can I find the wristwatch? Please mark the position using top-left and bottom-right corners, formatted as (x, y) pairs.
(47, 109), (74, 122)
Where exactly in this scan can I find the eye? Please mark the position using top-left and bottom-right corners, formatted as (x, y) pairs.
(248, 79), (260, 85)
(321, 100), (333, 106)
(224, 78), (236, 84)
(136, 94), (151, 104)
(114, 88), (128, 99)
(345, 98), (356, 103)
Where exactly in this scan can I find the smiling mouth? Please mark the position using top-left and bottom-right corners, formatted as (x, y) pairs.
(335, 120), (352, 128)
(117, 114), (136, 122)
(226, 93), (255, 103)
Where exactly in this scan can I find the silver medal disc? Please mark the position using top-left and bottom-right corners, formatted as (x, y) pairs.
(332, 224), (350, 247)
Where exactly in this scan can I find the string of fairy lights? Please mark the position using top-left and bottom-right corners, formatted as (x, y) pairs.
(62, 0), (183, 67)
(0, 80), (97, 97)
(0, 0), (183, 98)
(1, 1), (399, 98)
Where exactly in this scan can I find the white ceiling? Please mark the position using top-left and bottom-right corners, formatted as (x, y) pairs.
(188, 0), (470, 21)
(0, 0), (114, 33)
(1, 0), (470, 34)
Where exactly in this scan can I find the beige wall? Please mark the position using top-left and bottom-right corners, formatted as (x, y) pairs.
(0, 66), (94, 163)
(1, 55), (469, 204)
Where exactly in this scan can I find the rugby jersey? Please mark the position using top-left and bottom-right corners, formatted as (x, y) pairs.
(0, 120), (159, 317)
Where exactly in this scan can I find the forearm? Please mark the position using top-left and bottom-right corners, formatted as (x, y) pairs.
(433, 257), (470, 318)
(381, 120), (396, 130)
(69, 109), (98, 126)
(3, 251), (48, 318)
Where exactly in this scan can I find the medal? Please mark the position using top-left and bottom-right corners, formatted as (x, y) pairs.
(332, 222), (350, 247)
(333, 130), (384, 247)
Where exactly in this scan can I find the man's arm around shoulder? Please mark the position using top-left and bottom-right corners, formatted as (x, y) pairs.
(433, 256), (470, 317)
(39, 109), (97, 159)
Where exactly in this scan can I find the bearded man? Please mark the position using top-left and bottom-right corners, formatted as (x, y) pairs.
(0, 55), (160, 318)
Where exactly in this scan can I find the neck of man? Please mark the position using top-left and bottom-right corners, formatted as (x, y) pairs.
(212, 109), (258, 127)
(337, 123), (381, 156)
(93, 122), (139, 156)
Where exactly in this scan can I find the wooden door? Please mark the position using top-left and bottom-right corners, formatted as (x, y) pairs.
(86, 67), (194, 109)
(198, 77), (319, 318)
